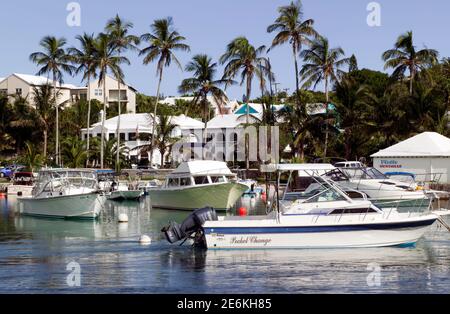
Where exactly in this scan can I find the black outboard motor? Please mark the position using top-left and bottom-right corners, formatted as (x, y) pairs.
(162, 207), (218, 245)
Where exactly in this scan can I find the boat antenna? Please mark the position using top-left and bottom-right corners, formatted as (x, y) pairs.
(276, 169), (280, 216)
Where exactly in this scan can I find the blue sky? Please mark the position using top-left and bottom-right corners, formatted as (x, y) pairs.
(0, 0), (448, 100)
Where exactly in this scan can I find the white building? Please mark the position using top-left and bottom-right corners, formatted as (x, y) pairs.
(0, 73), (137, 113)
(371, 132), (450, 184)
(0, 73), (76, 107)
(81, 113), (204, 166)
(160, 96), (240, 115)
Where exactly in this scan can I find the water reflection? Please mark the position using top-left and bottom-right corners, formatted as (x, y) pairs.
(0, 194), (449, 293)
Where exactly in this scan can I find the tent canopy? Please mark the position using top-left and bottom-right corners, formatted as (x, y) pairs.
(371, 132), (450, 158)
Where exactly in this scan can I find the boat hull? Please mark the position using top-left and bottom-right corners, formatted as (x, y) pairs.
(107, 190), (143, 201)
(203, 214), (437, 249)
(18, 193), (105, 219)
(148, 183), (248, 211)
(7, 185), (34, 197)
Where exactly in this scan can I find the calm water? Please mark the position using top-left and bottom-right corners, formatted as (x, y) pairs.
(1, 194), (450, 294)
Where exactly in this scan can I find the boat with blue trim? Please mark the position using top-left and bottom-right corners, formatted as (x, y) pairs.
(162, 164), (447, 249)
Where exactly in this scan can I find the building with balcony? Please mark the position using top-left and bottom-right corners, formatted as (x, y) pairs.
(0, 73), (137, 113)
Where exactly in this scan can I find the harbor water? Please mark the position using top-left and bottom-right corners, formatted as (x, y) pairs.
(1, 195), (450, 293)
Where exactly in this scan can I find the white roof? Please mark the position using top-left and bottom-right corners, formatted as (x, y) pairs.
(88, 113), (204, 133)
(171, 160), (233, 176)
(0, 77), (5, 83)
(206, 113), (262, 129)
(13, 73), (78, 89)
(371, 132), (450, 158)
(261, 164), (336, 172)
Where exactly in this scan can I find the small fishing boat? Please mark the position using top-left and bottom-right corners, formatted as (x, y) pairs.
(162, 164), (447, 249)
(17, 169), (105, 219)
(137, 180), (160, 196)
(148, 161), (248, 211)
(107, 181), (143, 201)
(7, 172), (36, 196)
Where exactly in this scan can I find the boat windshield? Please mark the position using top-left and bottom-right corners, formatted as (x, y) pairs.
(283, 177), (347, 203)
(35, 170), (98, 194)
(339, 167), (387, 180)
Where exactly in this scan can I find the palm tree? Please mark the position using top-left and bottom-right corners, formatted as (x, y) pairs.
(300, 36), (350, 158)
(20, 142), (43, 173)
(105, 15), (140, 172)
(61, 136), (88, 168)
(220, 37), (270, 169)
(382, 31), (438, 95)
(139, 17), (190, 166)
(32, 84), (55, 161)
(132, 114), (178, 168)
(334, 77), (372, 159)
(267, 0), (317, 107)
(155, 115), (178, 167)
(93, 33), (130, 169)
(179, 54), (228, 139)
(30, 36), (75, 165)
(68, 33), (97, 167)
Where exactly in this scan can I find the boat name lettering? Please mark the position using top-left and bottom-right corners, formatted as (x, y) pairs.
(230, 236), (272, 246)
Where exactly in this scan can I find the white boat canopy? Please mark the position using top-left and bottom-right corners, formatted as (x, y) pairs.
(170, 161), (234, 177)
(261, 163), (336, 172)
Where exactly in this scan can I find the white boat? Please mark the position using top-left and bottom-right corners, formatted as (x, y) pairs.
(7, 171), (36, 197)
(148, 161), (248, 211)
(17, 169), (105, 219)
(137, 180), (160, 196)
(107, 181), (143, 201)
(162, 164), (446, 249)
(320, 165), (429, 208)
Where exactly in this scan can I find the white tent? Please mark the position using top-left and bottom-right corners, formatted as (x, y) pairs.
(371, 132), (450, 183)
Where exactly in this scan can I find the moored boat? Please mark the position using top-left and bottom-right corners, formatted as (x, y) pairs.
(148, 161), (248, 211)
(107, 181), (143, 201)
(7, 172), (36, 197)
(162, 164), (447, 249)
(17, 169), (105, 219)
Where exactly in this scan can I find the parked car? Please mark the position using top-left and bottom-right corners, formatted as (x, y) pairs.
(0, 167), (13, 178)
(0, 165), (25, 178)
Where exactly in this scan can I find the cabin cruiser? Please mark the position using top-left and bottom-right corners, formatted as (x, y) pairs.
(7, 172), (36, 196)
(17, 169), (105, 219)
(148, 160), (248, 211)
(162, 164), (446, 249)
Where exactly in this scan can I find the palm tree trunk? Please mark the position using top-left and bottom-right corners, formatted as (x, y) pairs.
(409, 67), (415, 95)
(53, 74), (59, 166)
(86, 75), (91, 168)
(245, 77), (251, 170)
(292, 44), (301, 108)
(150, 69), (163, 168)
(202, 94), (208, 144)
(100, 79), (107, 169)
(116, 75), (122, 172)
(160, 148), (165, 169)
(43, 128), (48, 161)
(323, 77), (329, 159)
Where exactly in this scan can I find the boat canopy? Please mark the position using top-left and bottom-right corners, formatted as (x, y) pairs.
(170, 161), (233, 177)
(261, 164), (336, 172)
